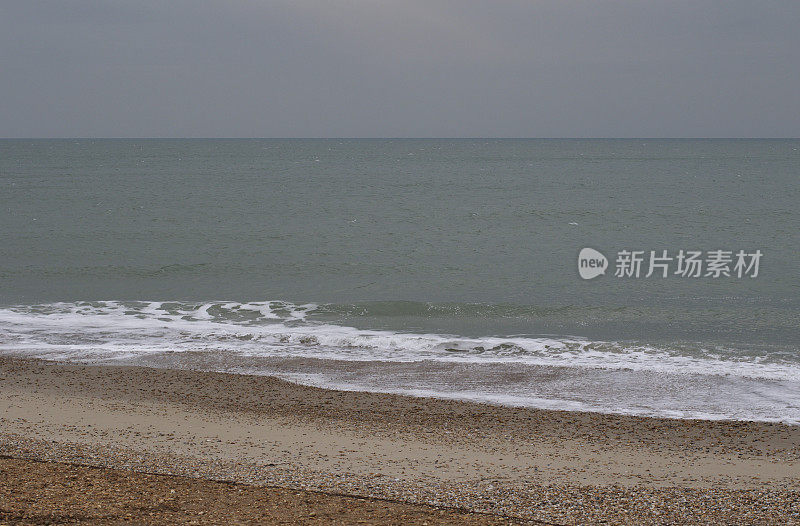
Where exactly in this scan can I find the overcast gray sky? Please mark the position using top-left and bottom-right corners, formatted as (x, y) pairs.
(1, 1), (798, 137)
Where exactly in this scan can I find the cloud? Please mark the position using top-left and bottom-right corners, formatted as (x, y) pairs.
(1, 1), (798, 137)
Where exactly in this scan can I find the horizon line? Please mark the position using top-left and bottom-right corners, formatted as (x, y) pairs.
(1, 136), (799, 140)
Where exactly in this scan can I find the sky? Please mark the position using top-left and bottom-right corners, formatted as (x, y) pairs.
(1, 1), (799, 138)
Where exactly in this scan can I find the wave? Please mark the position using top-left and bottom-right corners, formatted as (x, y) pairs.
(2, 300), (800, 423)
(0, 300), (798, 382)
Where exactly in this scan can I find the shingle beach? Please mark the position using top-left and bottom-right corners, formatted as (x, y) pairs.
(1, 357), (798, 524)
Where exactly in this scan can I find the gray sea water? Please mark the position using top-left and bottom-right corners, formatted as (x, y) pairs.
(1, 139), (799, 422)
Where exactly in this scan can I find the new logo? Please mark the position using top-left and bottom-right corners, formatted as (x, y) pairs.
(578, 248), (608, 280)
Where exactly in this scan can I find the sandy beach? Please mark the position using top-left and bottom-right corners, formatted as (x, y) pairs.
(1, 356), (799, 524)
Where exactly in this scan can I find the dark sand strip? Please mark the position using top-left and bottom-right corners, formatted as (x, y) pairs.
(0, 456), (537, 525)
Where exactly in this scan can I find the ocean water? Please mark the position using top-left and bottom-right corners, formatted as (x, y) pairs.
(1, 139), (799, 422)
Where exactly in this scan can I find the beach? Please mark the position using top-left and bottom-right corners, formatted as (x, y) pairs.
(3, 0), (800, 520)
(0, 458), (518, 525)
(1, 356), (798, 524)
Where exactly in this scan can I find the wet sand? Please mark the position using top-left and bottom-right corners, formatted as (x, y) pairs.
(1, 357), (799, 524)
(0, 456), (524, 525)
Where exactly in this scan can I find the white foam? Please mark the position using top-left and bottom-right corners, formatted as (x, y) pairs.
(194, 303), (214, 320)
(226, 368), (800, 425)
(0, 301), (798, 381)
(2, 301), (800, 424)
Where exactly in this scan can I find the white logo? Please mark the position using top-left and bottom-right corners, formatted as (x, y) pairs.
(577, 248), (762, 280)
(578, 248), (608, 280)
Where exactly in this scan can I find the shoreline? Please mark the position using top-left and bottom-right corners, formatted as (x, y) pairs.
(1, 356), (799, 524)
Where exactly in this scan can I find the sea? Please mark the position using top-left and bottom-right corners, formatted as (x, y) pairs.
(1, 138), (798, 423)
